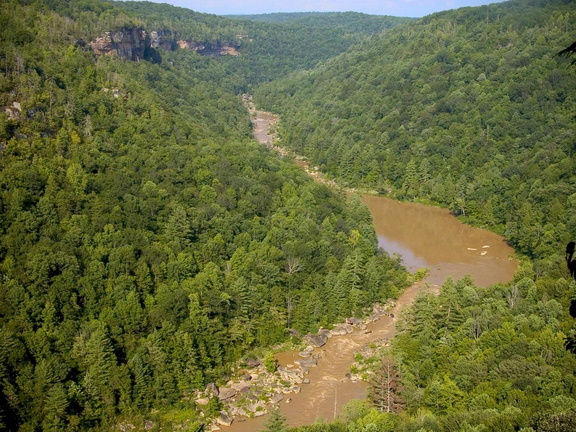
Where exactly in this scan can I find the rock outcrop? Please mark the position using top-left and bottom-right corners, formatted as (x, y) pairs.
(89, 28), (241, 62)
(149, 30), (175, 51)
(305, 333), (328, 347)
(216, 412), (233, 427)
(206, 383), (219, 397)
(90, 29), (152, 61)
(4, 101), (21, 121)
(217, 388), (237, 401)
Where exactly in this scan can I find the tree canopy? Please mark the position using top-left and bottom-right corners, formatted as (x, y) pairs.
(2, 0), (576, 430)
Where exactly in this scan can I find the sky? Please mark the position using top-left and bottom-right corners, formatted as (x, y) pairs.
(138, 0), (509, 18)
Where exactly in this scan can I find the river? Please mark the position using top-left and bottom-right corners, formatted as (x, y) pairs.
(363, 194), (518, 288)
(224, 106), (518, 431)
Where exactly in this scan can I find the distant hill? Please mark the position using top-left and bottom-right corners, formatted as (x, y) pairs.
(226, 11), (413, 33)
(228, 11), (346, 22)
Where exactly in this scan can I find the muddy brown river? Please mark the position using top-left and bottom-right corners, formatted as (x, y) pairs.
(225, 107), (518, 431)
(363, 195), (518, 288)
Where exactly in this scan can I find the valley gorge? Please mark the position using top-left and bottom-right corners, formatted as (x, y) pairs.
(210, 106), (519, 432)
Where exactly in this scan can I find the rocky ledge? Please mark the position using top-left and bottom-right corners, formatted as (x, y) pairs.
(87, 28), (241, 62)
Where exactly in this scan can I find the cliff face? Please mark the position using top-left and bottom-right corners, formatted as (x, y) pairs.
(90, 29), (150, 61)
(149, 30), (175, 51)
(89, 28), (240, 62)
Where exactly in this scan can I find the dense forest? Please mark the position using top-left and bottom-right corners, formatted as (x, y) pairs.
(226, 11), (412, 32)
(114, 2), (411, 92)
(2, 0), (576, 431)
(255, 0), (576, 265)
(287, 274), (576, 432)
(0, 0), (408, 430)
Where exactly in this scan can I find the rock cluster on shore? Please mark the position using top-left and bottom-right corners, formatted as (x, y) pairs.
(197, 301), (395, 430)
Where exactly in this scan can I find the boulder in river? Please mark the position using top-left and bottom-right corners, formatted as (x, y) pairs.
(295, 358), (318, 368)
(270, 393), (284, 404)
(246, 401), (267, 416)
(216, 412), (233, 427)
(305, 333), (327, 347)
(346, 317), (363, 326)
(230, 381), (251, 392)
(341, 323), (354, 333)
(330, 325), (347, 336)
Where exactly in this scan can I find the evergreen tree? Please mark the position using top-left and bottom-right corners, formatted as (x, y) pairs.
(261, 407), (288, 432)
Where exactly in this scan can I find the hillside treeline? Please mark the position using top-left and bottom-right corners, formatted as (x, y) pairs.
(288, 271), (576, 432)
(4, 0), (576, 430)
(114, 2), (410, 92)
(255, 0), (576, 266)
(251, 0), (576, 430)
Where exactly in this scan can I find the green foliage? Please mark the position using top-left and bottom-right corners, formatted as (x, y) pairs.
(113, 2), (409, 92)
(264, 352), (278, 373)
(226, 11), (412, 33)
(390, 274), (576, 431)
(3, 0), (575, 431)
(261, 407), (288, 432)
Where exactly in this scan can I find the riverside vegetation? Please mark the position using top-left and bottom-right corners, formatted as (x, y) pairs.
(1, 0), (576, 431)
(254, 0), (576, 430)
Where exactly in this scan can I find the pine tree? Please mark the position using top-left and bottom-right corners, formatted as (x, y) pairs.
(261, 407), (288, 432)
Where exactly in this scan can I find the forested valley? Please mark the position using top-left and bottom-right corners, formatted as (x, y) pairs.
(254, 0), (576, 430)
(1, 0), (576, 431)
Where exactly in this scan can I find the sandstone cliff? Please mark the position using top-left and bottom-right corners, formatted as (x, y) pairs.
(89, 28), (241, 62)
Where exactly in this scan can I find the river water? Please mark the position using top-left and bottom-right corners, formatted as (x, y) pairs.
(363, 194), (518, 288)
(225, 108), (518, 431)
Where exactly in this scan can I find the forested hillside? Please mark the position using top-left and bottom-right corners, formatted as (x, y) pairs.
(114, 2), (409, 91)
(289, 272), (576, 432)
(249, 1), (576, 430)
(226, 11), (412, 33)
(0, 0), (408, 430)
(4, 0), (576, 430)
(255, 0), (576, 265)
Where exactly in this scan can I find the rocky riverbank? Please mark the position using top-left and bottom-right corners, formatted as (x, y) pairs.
(196, 302), (396, 430)
(244, 94), (339, 189)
